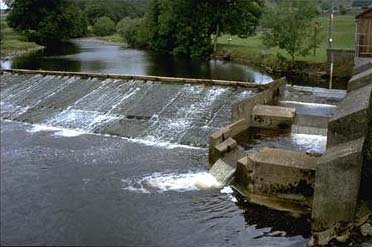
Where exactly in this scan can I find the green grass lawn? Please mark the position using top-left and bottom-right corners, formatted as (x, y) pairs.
(217, 15), (355, 64)
(1, 20), (42, 57)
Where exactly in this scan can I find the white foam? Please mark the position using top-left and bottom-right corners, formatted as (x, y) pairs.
(21, 120), (203, 149)
(122, 171), (222, 193)
(27, 124), (86, 137)
(220, 186), (238, 203)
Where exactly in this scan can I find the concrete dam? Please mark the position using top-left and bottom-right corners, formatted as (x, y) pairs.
(1, 70), (259, 148)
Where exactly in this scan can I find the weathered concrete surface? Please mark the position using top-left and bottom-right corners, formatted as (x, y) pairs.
(348, 68), (372, 92)
(327, 84), (372, 147)
(234, 148), (318, 210)
(312, 138), (365, 232)
(361, 90), (372, 198)
(209, 159), (236, 185)
(251, 105), (296, 130)
(208, 119), (249, 165)
(232, 78), (286, 123)
(353, 60), (372, 75)
(282, 85), (346, 105)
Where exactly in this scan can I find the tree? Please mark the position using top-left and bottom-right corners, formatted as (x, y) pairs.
(142, 0), (263, 57)
(117, 17), (146, 47)
(92, 16), (115, 37)
(261, 0), (319, 62)
(6, 0), (87, 44)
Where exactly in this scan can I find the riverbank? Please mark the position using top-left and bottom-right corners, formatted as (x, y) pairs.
(0, 20), (43, 60)
(215, 15), (355, 89)
(83, 34), (127, 46)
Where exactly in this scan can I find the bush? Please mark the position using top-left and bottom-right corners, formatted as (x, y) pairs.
(116, 17), (147, 47)
(93, 16), (115, 36)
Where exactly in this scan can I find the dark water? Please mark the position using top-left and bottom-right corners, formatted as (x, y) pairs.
(0, 39), (272, 83)
(0, 40), (314, 246)
(0, 120), (308, 246)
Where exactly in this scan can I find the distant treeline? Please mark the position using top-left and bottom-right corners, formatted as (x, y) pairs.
(4, 0), (148, 44)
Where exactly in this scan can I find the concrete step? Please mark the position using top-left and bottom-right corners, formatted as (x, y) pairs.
(251, 105), (296, 130)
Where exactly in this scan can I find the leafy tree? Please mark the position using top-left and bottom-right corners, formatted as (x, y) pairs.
(142, 0), (263, 57)
(116, 17), (146, 47)
(92, 16), (115, 37)
(261, 0), (319, 62)
(6, 0), (87, 44)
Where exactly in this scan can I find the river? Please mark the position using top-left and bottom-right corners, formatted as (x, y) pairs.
(0, 38), (273, 83)
(1, 40), (312, 246)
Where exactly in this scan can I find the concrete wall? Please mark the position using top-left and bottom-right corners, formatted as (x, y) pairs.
(311, 60), (372, 245)
(208, 78), (287, 166)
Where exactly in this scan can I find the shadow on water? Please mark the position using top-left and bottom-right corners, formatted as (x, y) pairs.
(235, 193), (311, 239)
(1, 39), (273, 83)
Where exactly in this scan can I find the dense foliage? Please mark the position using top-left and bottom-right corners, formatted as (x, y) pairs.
(6, 0), (88, 44)
(137, 0), (263, 57)
(76, 0), (148, 24)
(117, 17), (146, 47)
(261, 0), (319, 62)
(92, 16), (115, 37)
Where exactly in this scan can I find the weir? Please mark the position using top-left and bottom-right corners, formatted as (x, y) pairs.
(0, 69), (263, 148)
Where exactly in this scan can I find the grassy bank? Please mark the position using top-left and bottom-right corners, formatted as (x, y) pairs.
(94, 34), (125, 45)
(1, 20), (43, 58)
(216, 15), (355, 65)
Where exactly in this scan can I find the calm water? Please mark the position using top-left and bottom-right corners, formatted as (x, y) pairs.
(0, 39), (272, 83)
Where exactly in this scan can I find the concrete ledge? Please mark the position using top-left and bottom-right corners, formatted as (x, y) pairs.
(348, 68), (372, 92)
(312, 138), (365, 232)
(0, 68), (267, 89)
(234, 148), (319, 209)
(251, 105), (296, 130)
(215, 138), (237, 154)
(353, 60), (372, 75)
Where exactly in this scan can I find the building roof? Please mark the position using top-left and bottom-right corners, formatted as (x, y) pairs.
(356, 7), (372, 18)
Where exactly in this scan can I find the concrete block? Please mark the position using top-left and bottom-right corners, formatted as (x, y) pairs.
(327, 84), (372, 147)
(348, 68), (372, 92)
(251, 105), (296, 130)
(208, 127), (231, 166)
(209, 159), (236, 185)
(312, 138), (365, 232)
(235, 148), (318, 207)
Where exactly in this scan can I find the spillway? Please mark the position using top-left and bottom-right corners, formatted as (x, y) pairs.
(1, 72), (257, 147)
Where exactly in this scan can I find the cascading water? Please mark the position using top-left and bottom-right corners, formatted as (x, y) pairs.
(0, 72), (256, 148)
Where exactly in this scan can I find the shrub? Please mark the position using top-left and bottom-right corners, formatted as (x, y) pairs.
(93, 16), (115, 36)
